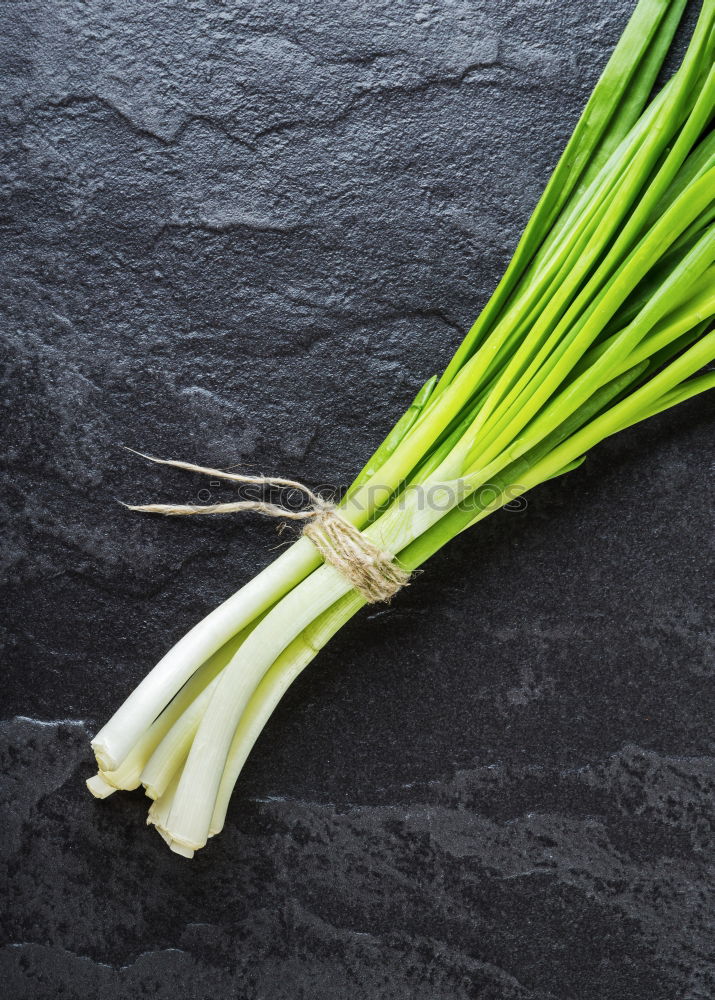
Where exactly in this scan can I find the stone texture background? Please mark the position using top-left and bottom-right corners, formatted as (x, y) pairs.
(1, 1), (713, 998)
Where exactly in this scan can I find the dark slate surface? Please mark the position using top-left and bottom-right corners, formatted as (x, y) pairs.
(2, 1), (713, 998)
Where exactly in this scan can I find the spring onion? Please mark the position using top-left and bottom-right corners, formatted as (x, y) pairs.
(88, 0), (715, 857)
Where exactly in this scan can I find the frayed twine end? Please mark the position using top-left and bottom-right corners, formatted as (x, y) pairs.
(122, 449), (410, 603)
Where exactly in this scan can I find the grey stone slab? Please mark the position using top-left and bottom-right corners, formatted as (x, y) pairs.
(1, 2), (713, 998)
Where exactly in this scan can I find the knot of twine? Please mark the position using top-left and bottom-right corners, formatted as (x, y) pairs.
(124, 450), (410, 604)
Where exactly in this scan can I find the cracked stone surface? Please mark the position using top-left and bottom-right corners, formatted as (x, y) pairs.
(1, 1), (713, 998)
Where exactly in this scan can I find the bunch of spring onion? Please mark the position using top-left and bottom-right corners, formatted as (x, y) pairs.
(88, 0), (715, 857)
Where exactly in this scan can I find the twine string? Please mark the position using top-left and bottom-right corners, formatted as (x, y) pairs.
(123, 449), (410, 603)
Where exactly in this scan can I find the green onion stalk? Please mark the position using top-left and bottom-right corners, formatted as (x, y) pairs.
(88, 0), (715, 857)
